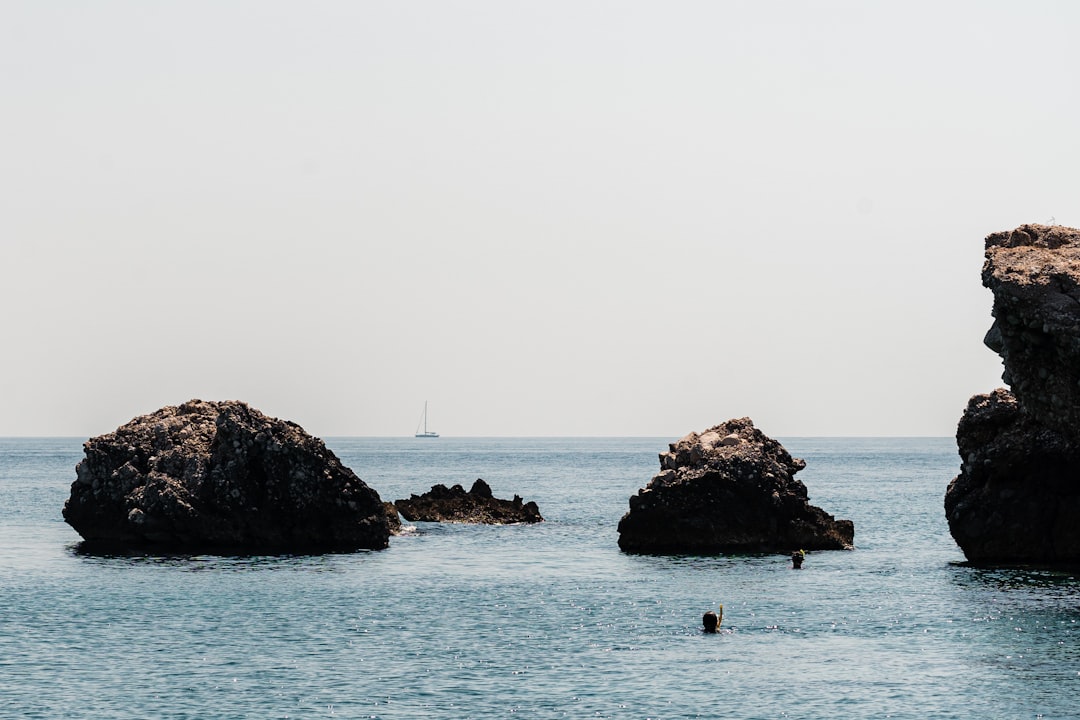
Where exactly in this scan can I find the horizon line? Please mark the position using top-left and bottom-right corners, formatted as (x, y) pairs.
(0, 434), (955, 440)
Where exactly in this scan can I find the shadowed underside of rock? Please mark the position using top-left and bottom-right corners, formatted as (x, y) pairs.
(617, 418), (853, 554)
(62, 400), (390, 553)
(946, 389), (1080, 563)
(394, 479), (543, 524)
(946, 224), (1080, 565)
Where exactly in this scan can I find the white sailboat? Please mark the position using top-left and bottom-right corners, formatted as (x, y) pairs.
(415, 401), (439, 438)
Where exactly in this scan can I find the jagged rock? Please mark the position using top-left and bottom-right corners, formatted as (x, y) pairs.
(62, 400), (390, 553)
(617, 418), (853, 554)
(945, 389), (1080, 562)
(383, 501), (403, 535)
(980, 224), (1080, 435)
(946, 224), (1080, 564)
(394, 479), (543, 524)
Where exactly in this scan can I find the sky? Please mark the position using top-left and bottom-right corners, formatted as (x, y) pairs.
(2, 1), (1078, 438)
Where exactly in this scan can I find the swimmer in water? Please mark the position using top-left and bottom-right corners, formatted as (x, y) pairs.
(702, 610), (720, 633)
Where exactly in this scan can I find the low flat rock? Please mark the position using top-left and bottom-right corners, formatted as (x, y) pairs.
(617, 418), (853, 554)
(394, 479), (543, 524)
(63, 400), (390, 553)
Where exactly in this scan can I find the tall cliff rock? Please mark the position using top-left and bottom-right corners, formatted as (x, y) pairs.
(63, 400), (390, 553)
(946, 224), (1080, 564)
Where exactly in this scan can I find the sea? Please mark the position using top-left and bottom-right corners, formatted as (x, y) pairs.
(1, 436), (1078, 719)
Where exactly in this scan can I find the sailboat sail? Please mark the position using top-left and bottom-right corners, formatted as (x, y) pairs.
(415, 401), (439, 438)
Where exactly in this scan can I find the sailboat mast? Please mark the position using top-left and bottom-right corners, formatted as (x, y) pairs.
(415, 400), (438, 437)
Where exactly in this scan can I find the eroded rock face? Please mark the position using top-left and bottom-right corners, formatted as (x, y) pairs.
(981, 224), (1080, 436)
(946, 224), (1080, 564)
(383, 502), (403, 535)
(946, 389), (1080, 562)
(394, 479), (543, 524)
(617, 418), (853, 554)
(63, 400), (390, 553)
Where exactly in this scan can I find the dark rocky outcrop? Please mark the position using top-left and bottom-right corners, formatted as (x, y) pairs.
(394, 479), (543, 524)
(946, 224), (1080, 564)
(63, 400), (390, 553)
(383, 501), (403, 535)
(945, 389), (1080, 562)
(617, 418), (853, 554)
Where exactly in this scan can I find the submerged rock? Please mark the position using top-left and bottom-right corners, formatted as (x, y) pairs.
(946, 224), (1080, 564)
(63, 400), (390, 553)
(617, 418), (853, 554)
(394, 479), (543, 524)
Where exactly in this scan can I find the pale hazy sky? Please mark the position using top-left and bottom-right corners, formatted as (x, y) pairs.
(2, 1), (1077, 438)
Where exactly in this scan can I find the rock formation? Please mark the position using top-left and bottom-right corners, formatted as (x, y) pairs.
(383, 502), (403, 535)
(63, 400), (390, 553)
(617, 418), (853, 554)
(946, 224), (1080, 564)
(394, 479), (543, 524)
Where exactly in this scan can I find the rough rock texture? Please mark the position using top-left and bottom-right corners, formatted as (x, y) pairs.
(946, 224), (1080, 564)
(383, 502), (403, 535)
(63, 400), (390, 553)
(946, 389), (1080, 562)
(394, 479), (543, 524)
(617, 418), (853, 554)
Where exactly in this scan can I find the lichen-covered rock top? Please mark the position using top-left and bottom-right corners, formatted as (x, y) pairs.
(63, 399), (390, 553)
(983, 224), (1080, 438)
(394, 479), (543, 524)
(617, 418), (853, 555)
(945, 224), (1080, 566)
(657, 417), (807, 488)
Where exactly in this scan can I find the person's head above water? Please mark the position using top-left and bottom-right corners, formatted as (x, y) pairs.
(702, 610), (719, 633)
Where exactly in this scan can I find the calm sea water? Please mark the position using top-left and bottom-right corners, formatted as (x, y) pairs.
(1, 436), (1078, 719)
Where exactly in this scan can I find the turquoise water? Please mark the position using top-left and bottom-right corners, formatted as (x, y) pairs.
(1, 437), (1078, 719)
